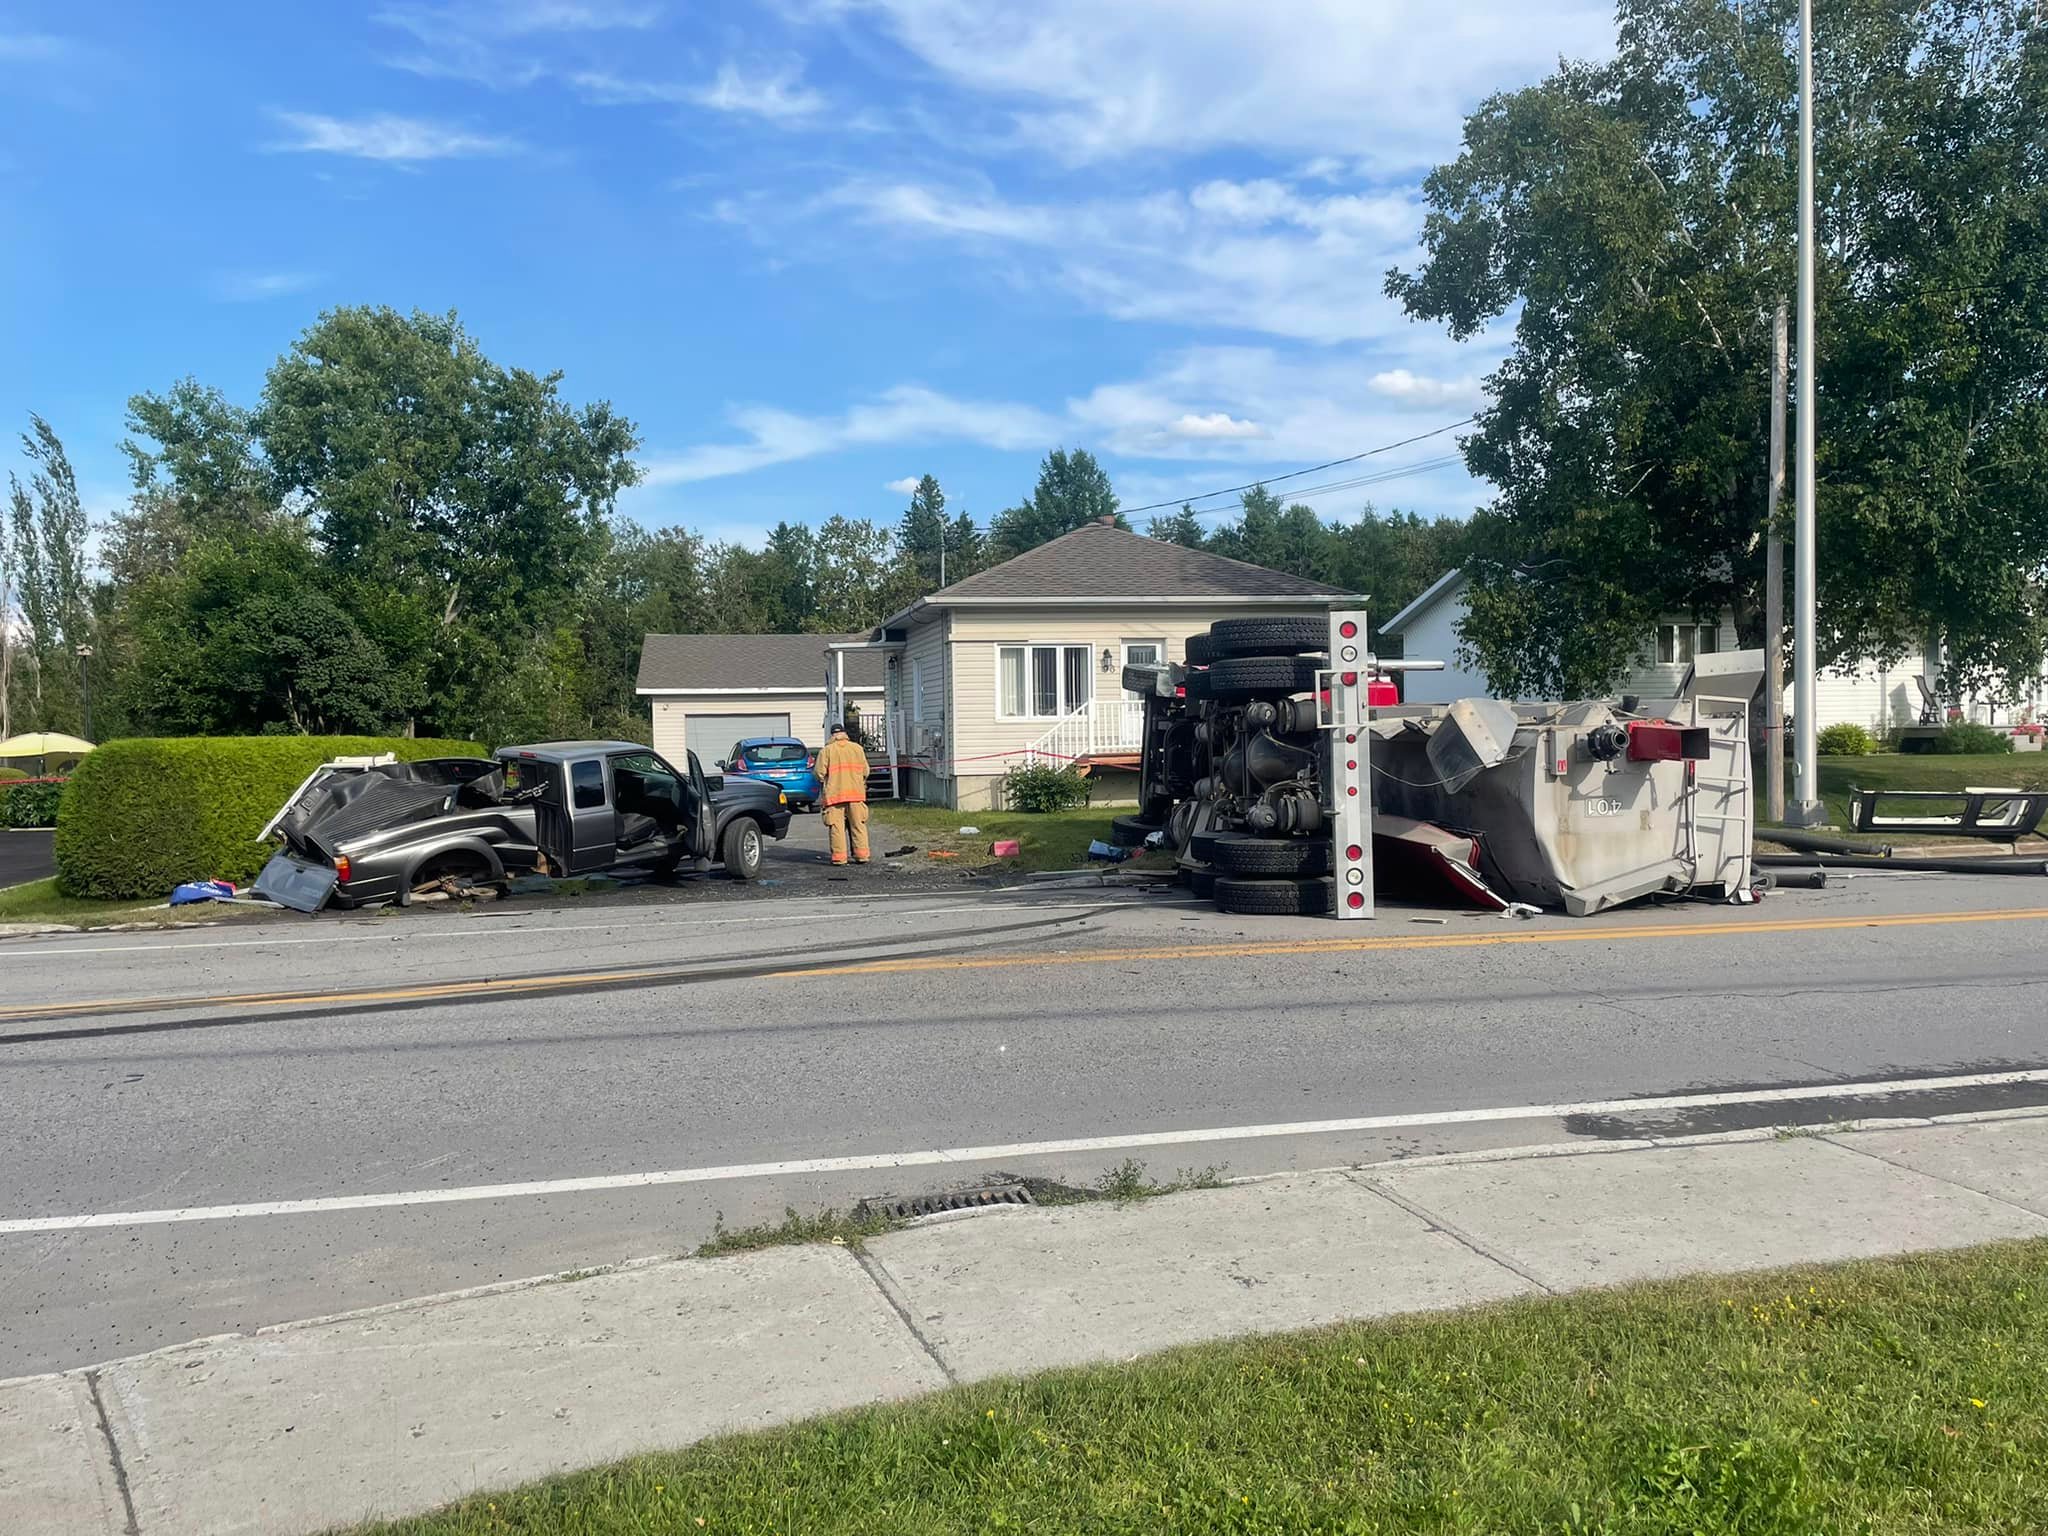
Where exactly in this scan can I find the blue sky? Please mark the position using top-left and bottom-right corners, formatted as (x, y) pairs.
(1, 0), (1614, 547)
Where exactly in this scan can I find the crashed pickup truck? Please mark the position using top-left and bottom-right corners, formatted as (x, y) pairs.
(253, 739), (791, 912)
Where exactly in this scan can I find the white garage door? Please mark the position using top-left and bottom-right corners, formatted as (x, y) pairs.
(693, 713), (792, 763)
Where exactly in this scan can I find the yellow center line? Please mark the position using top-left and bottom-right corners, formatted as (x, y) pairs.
(769, 906), (2048, 978)
(5, 906), (2044, 1023)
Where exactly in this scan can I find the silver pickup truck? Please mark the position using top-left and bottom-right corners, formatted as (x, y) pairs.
(254, 739), (791, 912)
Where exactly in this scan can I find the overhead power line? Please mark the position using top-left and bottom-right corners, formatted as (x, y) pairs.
(1117, 416), (1477, 518)
(1182, 454), (1468, 517)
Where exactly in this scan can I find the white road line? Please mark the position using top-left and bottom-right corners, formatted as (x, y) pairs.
(0, 902), (1109, 960)
(7, 1067), (2044, 1236)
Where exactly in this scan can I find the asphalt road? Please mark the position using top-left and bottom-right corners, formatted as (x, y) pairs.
(3, 871), (2047, 1377)
(0, 828), (55, 888)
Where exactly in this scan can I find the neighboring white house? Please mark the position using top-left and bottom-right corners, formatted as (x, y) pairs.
(1378, 567), (2047, 729)
(847, 518), (1351, 809)
(635, 633), (885, 764)
(1379, 570), (1737, 706)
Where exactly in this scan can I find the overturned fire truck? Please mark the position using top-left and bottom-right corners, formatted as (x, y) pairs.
(1116, 608), (1754, 918)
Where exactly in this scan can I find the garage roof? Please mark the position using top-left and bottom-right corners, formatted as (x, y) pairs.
(636, 633), (886, 694)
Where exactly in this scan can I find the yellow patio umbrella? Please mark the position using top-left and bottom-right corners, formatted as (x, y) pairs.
(0, 732), (96, 774)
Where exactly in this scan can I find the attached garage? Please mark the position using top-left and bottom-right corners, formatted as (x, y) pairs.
(688, 711), (792, 760)
(636, 634), (886, 764)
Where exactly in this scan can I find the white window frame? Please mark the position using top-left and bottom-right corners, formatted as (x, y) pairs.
(995, 643), (1094, 720)
(1121, 639), (1166, 700)
(1655, 622), (1720, 665)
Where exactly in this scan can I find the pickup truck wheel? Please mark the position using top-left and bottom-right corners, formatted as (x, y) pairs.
(722, 818), (765, 880)
(404, 851), (494, 906)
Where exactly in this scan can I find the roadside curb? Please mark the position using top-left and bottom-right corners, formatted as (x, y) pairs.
(10, 1103), (2046, 1392)
(8, 1105), (2048, 1535)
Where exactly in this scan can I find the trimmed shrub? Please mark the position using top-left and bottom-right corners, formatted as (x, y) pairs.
(1000, 761), (1092, 813)
(0, 776), (67, 828)
(56, 736), (485, 899)
(1816, 722), (1875, 756)
(1929, 721), (2014, 756)
(0, 765), (26, 781)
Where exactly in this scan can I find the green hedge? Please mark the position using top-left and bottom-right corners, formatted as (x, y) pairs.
(56, 736), (486, 899)
(0, 777), (67, 828)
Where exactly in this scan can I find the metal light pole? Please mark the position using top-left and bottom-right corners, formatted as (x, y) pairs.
(1788, 0), (1827, 826)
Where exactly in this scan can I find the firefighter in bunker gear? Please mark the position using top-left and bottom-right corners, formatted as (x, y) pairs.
(817, 721), (870, 865)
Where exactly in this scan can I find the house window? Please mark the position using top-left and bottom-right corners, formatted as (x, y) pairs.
(1656, 623), (1720, 665)
(910, 659), (924, 725)
(998, 644), (1093, 718)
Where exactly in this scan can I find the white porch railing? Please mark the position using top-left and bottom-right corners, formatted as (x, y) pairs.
(1022, 699), (1148, 766)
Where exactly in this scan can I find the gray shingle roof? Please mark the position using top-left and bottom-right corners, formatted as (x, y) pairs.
(929, 520), (1349, 601)
(636, 633), (886, 692)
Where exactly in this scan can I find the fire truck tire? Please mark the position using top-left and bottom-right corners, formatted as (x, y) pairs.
(1201, 654), (1325, 699)
(1209, 835), (1332, 877)
(1213, 875), (1334, 915)
(1110, 814), (1161, 847)
(1185, 632), (1221, 664)
(1188, 827), (1236, 863)
(1208, 616), (1327, 658)
(1121, 663), (1165, 694)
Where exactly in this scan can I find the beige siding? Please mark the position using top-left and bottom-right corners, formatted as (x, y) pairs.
(888, 620), (948, 762)
(643, 690), (881, 759)
(650, 699), (689, 762)
(948, 604), (1316, 769)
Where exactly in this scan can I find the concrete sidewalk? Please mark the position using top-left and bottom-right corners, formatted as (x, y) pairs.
(8, 1112), (2048, 1536)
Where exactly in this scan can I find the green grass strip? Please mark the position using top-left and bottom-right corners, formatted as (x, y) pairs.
(361, 1237), (2048, 1535)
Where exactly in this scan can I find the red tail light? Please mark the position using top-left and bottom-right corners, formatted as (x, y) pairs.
(334, 855), (351, 883)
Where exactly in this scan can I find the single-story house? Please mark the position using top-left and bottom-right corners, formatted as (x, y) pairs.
(636, 632), (885, 765)
(849, 517), (1350, 809)
(1380, 567), (2046, 730)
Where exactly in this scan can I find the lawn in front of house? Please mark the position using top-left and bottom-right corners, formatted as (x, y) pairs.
(871, 804), (1146, 872)
(1808, 753), (2048, 834)
(0, 875), (244, 928)
(362, 1237), (2048, 1536)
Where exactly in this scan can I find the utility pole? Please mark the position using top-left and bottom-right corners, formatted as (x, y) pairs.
(1766, 297), (1788, 825)
(1788, 0), (1827, 826)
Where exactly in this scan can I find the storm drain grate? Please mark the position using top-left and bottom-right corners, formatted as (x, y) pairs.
(856, 1182), (1036, 1222)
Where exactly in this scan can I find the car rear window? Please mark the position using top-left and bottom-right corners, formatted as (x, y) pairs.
(745, 743), (809, 763)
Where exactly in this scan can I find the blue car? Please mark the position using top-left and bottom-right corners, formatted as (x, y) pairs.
(721, 736), (822, 810)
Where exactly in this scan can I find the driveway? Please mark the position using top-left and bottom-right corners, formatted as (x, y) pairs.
(0, 829), (55, 888)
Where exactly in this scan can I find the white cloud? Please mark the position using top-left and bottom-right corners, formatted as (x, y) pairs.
(689, 60), (827, 120)
(376, 1), (660, 86)
(641, 385), (1060, 484)
(1167, 412), (1266, 441)
(574, 58), (826, 120)
(212, 270), (324, 302)
(644, 342), (1493, 524)
(1369, 368), (1486, 409)
(814, 175), (1422, 343)
(270, 111), (518, 162)
(820, 0), (1610, 172)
